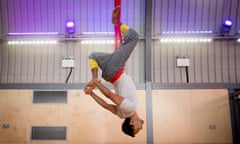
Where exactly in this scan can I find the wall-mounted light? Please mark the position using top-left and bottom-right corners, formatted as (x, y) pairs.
(66, 20), (75, 37)
(162, 30), (212, 34)
(8, 32), (58, 36)
(221, 20), (233, 36)
(81, 39), (114, 45)
(7, 40), (57, 45)
(160, 38), (212, 43)
(82, 32), (114, 35)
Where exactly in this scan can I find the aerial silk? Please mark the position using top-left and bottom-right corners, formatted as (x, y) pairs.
(114, 0), (122, 50)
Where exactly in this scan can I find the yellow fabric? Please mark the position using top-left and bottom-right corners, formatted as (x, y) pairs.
(89, 58), (99, 69)
(120, 24), (129, 36)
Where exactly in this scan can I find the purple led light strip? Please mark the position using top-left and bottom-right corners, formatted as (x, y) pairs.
(8, 32), (58, 35)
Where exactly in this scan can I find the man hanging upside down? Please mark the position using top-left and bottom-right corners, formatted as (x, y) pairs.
(84, 6), (144, 137)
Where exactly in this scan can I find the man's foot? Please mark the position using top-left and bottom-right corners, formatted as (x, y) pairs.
(112, 6), (120, 24)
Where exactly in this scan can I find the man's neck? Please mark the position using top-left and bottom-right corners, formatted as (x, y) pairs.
(130, 112), (138, 120)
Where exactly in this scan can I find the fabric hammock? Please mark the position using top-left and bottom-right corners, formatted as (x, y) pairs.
(114, 0), (122, 50)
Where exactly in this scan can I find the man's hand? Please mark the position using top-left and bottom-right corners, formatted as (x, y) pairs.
(87, 80), (96, 88)
(84, 86), (93, 95)
(84, 79), (101, 95)
(84, 80), (95, 95)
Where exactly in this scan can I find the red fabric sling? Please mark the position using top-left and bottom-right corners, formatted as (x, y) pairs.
(114, 0), (123, 50)
(109, 0), (124, 83)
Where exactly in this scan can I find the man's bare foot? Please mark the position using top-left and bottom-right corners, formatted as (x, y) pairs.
(112, 6), (120, 24)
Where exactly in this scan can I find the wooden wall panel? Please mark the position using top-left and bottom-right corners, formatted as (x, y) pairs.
(152, 89), (232, 144)
(190, 89), (232, 143)
(0, 89), (233, 143)
(152, 90), (193, 143)
(0, 90), (32, 143)
(0, 89), (146, 144)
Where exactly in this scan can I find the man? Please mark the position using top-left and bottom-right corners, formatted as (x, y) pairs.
(84, 6), (144, 137)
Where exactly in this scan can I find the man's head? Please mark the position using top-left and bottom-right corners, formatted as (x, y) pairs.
(122, 117), (144, 137)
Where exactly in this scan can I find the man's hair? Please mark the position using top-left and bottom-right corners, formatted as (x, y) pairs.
(121, 118), (135, 137)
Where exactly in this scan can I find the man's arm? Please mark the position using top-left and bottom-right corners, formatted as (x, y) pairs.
(93, 79), (124, 106)
(88, 90), (117, 115)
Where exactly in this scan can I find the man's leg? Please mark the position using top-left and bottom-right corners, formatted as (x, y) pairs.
(89, 52), (112, 69)
(89, 7), (139, 81)
(105, 27), (139, 72)
(102, 7), (139, 74)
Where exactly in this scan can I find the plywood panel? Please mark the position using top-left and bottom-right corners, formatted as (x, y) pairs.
(0, 89), (146, 143)
(152, 89), (232, 144)
(190, 89), (232, 143)
(152, 90), (192, 144)
(0, 89), (233, 144)
(0, 90), (32, 143)
(65, 90), (146, 144)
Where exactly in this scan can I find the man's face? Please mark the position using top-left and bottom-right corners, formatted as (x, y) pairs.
(132, 119), (144, 135)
